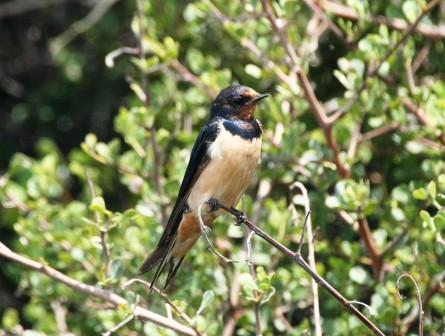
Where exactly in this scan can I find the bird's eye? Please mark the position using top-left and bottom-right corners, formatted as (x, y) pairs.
(233, 96), (247, 105)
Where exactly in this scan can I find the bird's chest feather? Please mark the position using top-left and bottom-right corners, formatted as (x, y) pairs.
(188, 126), (261, 209)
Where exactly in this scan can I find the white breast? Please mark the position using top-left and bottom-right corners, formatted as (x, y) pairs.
(188, 125), (262, 213)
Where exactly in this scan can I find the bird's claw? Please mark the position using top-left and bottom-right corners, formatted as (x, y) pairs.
(201, 224), (212, 235)
(231, 208), (247, 226)
(206, 197), (220, 212)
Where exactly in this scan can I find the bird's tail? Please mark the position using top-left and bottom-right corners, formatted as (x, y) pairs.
(138, 237), (185, 290)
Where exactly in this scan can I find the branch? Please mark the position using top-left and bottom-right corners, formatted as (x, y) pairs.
(51, 0), (119, 55)
(360, 123), (400, 143)
(401, 97), (445, 147)
(124, 278), (203, 336)
(329, 0), (441, 123)
(319, 0), (445, 40)
(291, 182), (322, 336)
(170, 60), (217, 99)
(0, 0), (70, 18)
(397, 273), (424, 336)
(210, 201), (385, 336)
(357, 216), (382, 280)
(0, 242), (198, 336)
(135, 0), (167, 225)
(85, 169), (110, 278)
(401, 269), (445, 333)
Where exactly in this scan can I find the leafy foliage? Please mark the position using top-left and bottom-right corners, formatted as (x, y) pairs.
(1, 0), (445, 335)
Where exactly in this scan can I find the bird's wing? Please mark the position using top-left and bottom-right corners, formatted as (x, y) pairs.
(138, 119), (220, 277)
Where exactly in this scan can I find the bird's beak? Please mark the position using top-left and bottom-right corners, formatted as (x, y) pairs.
(251, 93), (269, 103)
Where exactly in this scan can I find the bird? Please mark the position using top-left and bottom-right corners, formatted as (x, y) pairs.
(139, 84), (269, 289)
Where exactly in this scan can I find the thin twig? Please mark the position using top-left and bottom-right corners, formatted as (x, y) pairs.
(51, 0), (119, 55)
(401, 97), (445, 147)
(85, 169), (110, 278)
(0, 242), (198, 336)
(0, 0), (70, 18)
(360, 123), (400, 143)
(401, 269), (445, 333)
(123, 278), (203, 335)
(170, 60), (216, 99)
(330, 0), (441, 122)
(50, 301), (70, 335)
(197, 202), (236, 264)
(102, 314), (134, 336)
(291, 182), (322, 336)
(397, 273), (424, 336)
(319, 0), (445, 40)
(135, 0), (167, 226)
(212, 201), (385, 336)
(244, 230), (262, 336)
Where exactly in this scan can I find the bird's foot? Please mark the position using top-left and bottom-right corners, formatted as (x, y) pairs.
(206, 197), (220, 212)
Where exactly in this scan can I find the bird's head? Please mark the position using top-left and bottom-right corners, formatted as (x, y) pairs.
(210, 84), (269, 121)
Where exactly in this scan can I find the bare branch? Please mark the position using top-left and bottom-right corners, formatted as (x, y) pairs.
(85, 169), (110, 278)
(124, 278), (203, 336)
(51, 0), (119, 55)
(321, 0), (445, 40)
(402, 269), (445, 333)
(170, 60), (217, 99)
(360, 123), (400, 143)
(102, 314), (134, 336)
(135, 0), (167, 225)
(357, 216), (382, 280)
(291, 182), (322, 336)
(210, 200), (385, 336)
(330, 0), (441, 122)
(0, 0), (71, 18)
(0, 242), (198, 336)
(401, 97), (445, 147)
(397, 273), (424, 336)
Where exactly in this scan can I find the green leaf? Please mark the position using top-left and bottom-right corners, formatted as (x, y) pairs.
(90, 196), (110, 216)
(402, 0), (421, 22)
(196, 290), (215, 316)
(349, 266), (368, 285)
(413, 188), (427, 200)
(427, 181), (437, 199)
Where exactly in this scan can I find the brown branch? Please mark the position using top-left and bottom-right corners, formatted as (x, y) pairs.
(259, 1), (387, 276)
(303, 0), (348, 42)
(135, 0), (167, 226)
(319, 0), (445, 40)
(170, 60), (217, 99)
(357, 216), (382, 280)
(212, 201), (386, 336)
(401, 97), (445, 147)
(0, 242), (198, 336)
(360, 123), (400, 143)
(329, 0), (440, 123)
(260, 0), (299, 67)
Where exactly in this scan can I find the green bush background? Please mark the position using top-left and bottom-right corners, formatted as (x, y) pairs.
(1, 0), (445, 335)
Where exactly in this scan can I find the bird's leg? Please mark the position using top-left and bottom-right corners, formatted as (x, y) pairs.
(230, 208), (248, 226)
(206, 198), (248, 226)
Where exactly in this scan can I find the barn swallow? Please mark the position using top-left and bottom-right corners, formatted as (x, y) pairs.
(139, 84), (268, 289)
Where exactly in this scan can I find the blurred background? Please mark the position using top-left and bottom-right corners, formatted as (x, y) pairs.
(1, 0), (445, 335)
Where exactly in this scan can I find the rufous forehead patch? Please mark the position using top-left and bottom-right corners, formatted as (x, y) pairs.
(241, 88), (257, 99)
